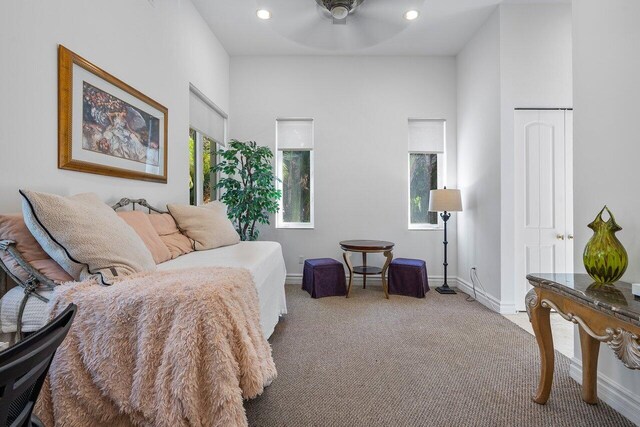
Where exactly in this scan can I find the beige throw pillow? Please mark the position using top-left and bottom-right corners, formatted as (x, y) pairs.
(167, 202), (240, 251)
(146, 213), (194, 259)
(20, 190), (156, 285)
(117, 211), (172, 264)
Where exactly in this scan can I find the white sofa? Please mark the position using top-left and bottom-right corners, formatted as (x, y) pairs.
(2, 241), (287, 339)
(158, 241), (287, 337)
(1, 197), (287, 340)
(1, 241), (287, 339)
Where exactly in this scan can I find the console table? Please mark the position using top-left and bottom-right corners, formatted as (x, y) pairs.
(339, 240), (394, 298)
(526, 273), (640, 405)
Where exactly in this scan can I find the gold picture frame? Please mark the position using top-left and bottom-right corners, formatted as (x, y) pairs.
(58, 45), (168, 183)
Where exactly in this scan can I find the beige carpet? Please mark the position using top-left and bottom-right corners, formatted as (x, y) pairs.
(244, 284), (634, 427)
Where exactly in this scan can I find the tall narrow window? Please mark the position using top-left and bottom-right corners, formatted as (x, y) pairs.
(189, 85), (227, 205)
(201, 136), (217, 204)
(189, 128), (197, 205)
(276, 119), (314, 228)
(408, 119), (445, 229)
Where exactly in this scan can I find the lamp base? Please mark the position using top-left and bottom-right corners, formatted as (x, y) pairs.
(436, 285), (457, 295)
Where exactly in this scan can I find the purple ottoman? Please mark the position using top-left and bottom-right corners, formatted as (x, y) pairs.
(302, 258), (347, 298)
(388, 258), (429, 298)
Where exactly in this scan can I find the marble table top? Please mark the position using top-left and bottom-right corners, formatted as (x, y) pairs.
(527, 273), (640, 327)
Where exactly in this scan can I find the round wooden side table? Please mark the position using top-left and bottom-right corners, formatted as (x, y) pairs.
(339, 240), (395, 299)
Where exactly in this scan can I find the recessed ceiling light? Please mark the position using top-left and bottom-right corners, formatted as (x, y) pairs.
(257, 9), (271, 20)
(331, 5), (349, 20)
(404, 10), (419, 21)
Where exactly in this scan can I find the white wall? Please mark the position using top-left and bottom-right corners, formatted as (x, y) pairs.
(0, 0), (229, 213)
(572, 0), (640, 422)
(455, 3), (572, 312)
(499, 3), (573, 308)
(456, 10), (502, 308)
(229, 56), (457, 277)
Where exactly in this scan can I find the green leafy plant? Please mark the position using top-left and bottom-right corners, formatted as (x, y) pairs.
(212, 140), (281, 241)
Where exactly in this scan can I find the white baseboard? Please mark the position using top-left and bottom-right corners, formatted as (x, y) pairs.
(454, 277), (515, 314)
(286, 273), (514, 314)
(569, 357), (640, 426)
(285, 273), (302, 285)
(286, 273), (446, 286)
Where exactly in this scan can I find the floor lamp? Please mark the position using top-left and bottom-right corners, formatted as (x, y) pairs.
(429, 188), (463, 294)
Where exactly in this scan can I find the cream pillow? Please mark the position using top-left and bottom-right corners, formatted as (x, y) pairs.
(20, 190), (156, 285)
(167, 202), (240, 251)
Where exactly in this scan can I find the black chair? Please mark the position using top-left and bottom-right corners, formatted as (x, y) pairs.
(0, 304), (77, 427)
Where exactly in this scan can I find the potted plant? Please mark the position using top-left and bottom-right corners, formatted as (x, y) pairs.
(212, 140), (281, 241)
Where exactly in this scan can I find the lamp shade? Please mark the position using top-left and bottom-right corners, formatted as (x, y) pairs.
(429, 189), (462, 212)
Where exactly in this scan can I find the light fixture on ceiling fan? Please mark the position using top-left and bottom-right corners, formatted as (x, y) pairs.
(315, 0), (365, 24)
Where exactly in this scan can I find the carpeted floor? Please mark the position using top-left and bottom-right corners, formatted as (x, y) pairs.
(245, 284), (634, 427)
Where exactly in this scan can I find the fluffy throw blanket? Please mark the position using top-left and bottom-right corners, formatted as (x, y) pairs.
(35, 267), (277, 427)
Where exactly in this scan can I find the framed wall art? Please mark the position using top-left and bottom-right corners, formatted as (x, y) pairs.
(58, 45), (168, 183)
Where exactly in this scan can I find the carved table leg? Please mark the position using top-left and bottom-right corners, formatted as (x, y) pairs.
(528, 289), (554, 404)
(343, 251), (354, 298)
(380, 250), (393, 300)
(579, 326), (600, 404)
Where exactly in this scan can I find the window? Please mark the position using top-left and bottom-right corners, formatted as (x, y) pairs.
(408, 119), (445, 229)
(202, 136), (217, 203)
(189, 85), (227, 205)
(276, 119), (314, 228)
(189, 129), (197, 205)
(189, 129), (218, 205)
(410, 153), (439, 225)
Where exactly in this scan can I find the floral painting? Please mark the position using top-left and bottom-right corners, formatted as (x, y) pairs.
(82, 82), (160, 166)
(58, 45), (168, 183)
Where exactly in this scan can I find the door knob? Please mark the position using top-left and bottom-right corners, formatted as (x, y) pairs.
(568, 234), (574, 240)
(556, 234), (565, 240)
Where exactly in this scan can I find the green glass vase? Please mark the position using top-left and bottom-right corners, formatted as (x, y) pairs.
(583, 206), (628, 284)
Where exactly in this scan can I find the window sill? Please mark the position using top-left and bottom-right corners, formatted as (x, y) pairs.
(276, 223), (314, 230)
(408, 225), (443, 231)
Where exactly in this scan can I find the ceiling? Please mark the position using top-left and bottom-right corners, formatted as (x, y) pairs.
(191, 0), (568, 56)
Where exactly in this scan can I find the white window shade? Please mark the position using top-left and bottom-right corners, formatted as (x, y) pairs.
(408, 119), (445, 153)
(189, 88), (226, 145)
(277, 119), (314, 150)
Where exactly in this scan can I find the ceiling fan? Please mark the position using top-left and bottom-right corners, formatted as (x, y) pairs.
(257, 0), (425, 51)
(315, 0), (365, 24)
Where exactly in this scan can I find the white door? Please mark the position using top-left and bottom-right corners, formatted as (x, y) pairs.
(564, 110), (574, 272)
(514, 110), (573, 311)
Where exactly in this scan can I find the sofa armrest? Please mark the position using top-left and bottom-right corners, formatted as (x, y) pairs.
(0, 240), (53, 340)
